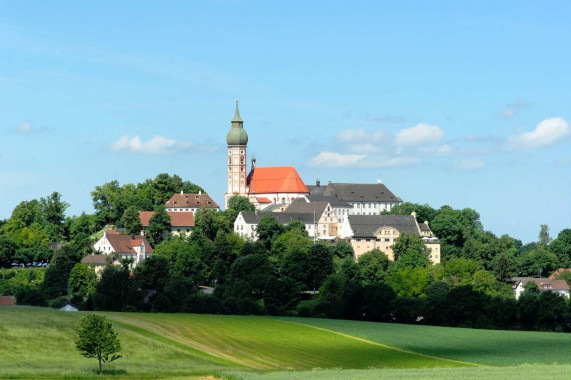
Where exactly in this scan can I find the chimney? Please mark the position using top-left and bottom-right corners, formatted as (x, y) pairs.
(328, 180), (332, 185)
(424, 221), (429, 226)
(316, 178), (320, 187)
(131, 233), (135, 240)
(199, 190), (202, 195)
(180, 190), (183, 195)
(377, 178), (382, 184)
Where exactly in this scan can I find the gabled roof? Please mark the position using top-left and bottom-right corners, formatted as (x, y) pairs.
(309, 182), (400, 203)
(247, 166), (309, 194)
(140, 211), (195, 227)
(348, 215), (421, 238)
(165, 192), (219, 209)
(103, 232), (154, 254)
(239, 211), (315, 225)
(284, 201), (330, 216)
(515, 277), (570, 291)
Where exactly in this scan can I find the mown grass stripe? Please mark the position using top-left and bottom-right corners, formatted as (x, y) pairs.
(279, 319), (483, 367)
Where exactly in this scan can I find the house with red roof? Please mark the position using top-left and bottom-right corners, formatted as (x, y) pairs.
(139, 209), (195, 237)
(92, 231), (153, 268)
(165, 191), (219, 213)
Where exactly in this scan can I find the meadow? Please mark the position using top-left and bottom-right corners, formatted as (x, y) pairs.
(1, 306), (569, 379)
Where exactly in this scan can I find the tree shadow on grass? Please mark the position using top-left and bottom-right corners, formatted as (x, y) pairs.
(91, 369), (127, 376)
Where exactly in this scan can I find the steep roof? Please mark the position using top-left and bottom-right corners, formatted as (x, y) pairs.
(247, 166), (309, 194)
(104, 232), (154, 254)
(284, 200), (329, 216)
(348, 215), (421, 237)
(165, 192), (219, 209)
(140, 211), (195, 227)
(239, 211), (315, 225)
(309, 182), (400, 203)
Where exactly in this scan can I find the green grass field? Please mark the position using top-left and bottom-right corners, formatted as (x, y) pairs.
(281, 317), (571, 366)
(1, 306), (569, 379)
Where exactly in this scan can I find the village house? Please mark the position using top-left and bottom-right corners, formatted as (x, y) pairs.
(338, 213), (441, 263)
(284, 199), (339, 239)
(92, 230), (153, 268)
(81, 252), (120, 277)
(235, 211), (324, 240)
(298, 193), (353, 225)
(512, 277), (570, 300)
(165, 191), (219, 213)
(140, 210), (195, 237)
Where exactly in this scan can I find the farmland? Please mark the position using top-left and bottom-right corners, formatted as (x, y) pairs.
(0, 307), (569, 379)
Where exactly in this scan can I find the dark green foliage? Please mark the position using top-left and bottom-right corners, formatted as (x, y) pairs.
(0, 236), (16, 268)
(133, 255), (170, 291)
(230, 253), (273, 295)
(357, 249), (390, 285)
(239, 240), (268, 257)
(40, 192), (69, 241)
(263, 276), (303, 315)
(333, 241), (354, 259)
(549, 228), (571, 267)
(518, 248), (558, 277)
(150, 273), (197, 313)
(392, 233), (430, 269)
(92, 264), (141, 311)
(225, 195), (255, 225)
(307, 244), (334, 290)
(69, 263), (96, 301)
(145, 206), (171, 246)
(209, 231), (235, 285)
(493, 253), (515, 283)
(284, 220), (308, 236)
(194, 209), (231, 242)
(75, 314), (121, 374)
(120, 205), (143, 235)
(256, 215), (285, 250)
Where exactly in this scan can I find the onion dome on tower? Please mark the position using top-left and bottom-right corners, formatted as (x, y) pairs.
(226, 99), (248, 145)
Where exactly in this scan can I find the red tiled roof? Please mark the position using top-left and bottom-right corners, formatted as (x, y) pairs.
(166, 193), (219, 209)
(247, 166), (309, 194)
(254, 197), (272, 203)
(0, 296), (15, 306)
(549, 268), (571, 279)
(104, 232), (154, 254)
(140, 211), (194, 227)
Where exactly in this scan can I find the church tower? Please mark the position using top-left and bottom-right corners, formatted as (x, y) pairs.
(224, 100), (248, 208)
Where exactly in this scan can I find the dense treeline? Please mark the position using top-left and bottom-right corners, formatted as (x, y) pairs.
(1, 177), (570, 332)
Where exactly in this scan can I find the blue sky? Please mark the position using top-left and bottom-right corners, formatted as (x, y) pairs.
(0, 1), (569, 243)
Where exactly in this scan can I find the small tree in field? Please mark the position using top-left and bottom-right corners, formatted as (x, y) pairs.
(76, 314), (121, 374)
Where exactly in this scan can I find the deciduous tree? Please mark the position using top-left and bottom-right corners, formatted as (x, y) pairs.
(75, 314), (121, 374)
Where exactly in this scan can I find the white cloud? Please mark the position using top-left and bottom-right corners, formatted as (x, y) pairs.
(395, 123), (443, 146)
(506, 117), (569, 150)
(348, 143), (381, 154)
(308, 152), (366, 168)
(308, 151), (419, 168)
(111, 135), (193, 154)
(336, 128), (367, 143)
(418, 144), (453, 156)
(336, 128), (384, 144)
(453, 158), (484, 171)
(16, 122), (32, 133)
(501, 99), (530, 119)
